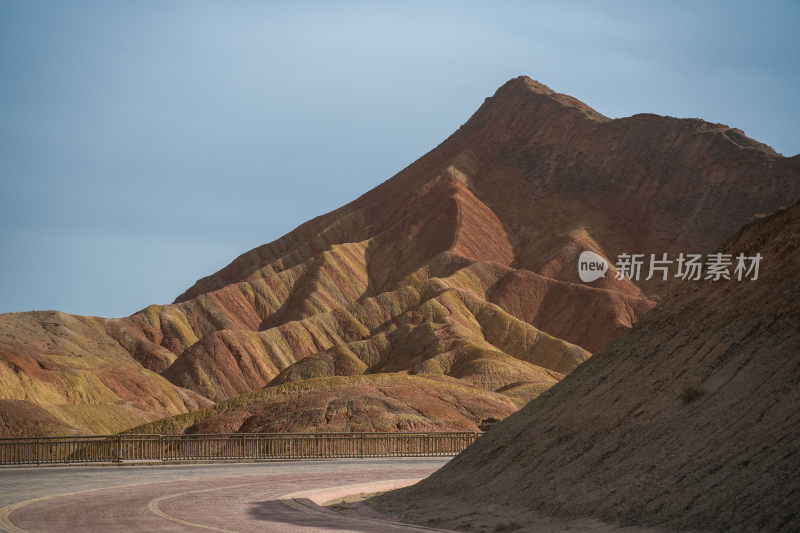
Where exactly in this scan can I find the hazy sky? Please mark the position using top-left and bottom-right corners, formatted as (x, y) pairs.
(1, 1), (798, 317)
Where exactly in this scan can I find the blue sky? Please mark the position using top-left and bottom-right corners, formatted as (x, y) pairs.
(1, 1), (798, 317)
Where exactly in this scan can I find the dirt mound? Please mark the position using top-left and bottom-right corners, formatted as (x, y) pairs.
(127, 374), (518, 434)
(372, 202), (800, 532)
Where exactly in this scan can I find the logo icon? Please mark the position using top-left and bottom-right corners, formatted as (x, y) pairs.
(578, 250), (608, 283)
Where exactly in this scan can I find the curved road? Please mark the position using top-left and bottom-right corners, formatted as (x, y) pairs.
(0, 458), (451, 532)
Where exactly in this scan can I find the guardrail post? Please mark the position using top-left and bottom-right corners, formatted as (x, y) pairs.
(115, 435), (122, 463)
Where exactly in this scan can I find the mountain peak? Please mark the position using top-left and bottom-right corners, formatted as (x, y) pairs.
(490, 75), (608, 121)
(495, 75), (555, 96)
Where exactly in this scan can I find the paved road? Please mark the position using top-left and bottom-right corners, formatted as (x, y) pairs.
(0, 458), (451, 532)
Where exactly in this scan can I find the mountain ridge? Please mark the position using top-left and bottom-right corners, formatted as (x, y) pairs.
(175, 75), (795, 303)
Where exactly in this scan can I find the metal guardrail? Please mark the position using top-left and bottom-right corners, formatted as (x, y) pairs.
(0, 432), (481, 465)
